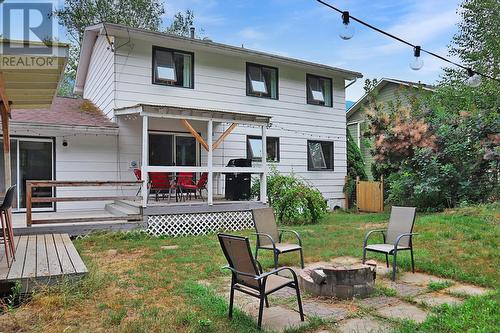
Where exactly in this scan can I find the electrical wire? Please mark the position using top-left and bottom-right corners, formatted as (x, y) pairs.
(316, 0), (499, 83)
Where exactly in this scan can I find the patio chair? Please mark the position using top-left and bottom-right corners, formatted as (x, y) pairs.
(252, 208), (304, 269)
(218, 233), (304, 329)
(0, 185), (16, 267)
(362, 206), (418, 281)
(133, 168), (142, 196)
(148, 172), (176, 202)
(195, 172), (208, 201)
(177, 172), (196, 201)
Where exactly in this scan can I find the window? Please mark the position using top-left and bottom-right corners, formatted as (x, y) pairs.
(306, 74), (332, 107)
(247, 136), (280, 162)
(246, 63), (278, 99)
(149, 132), (199, 166)
(152, 46), (194, 88)
(307, 140), (334, 170)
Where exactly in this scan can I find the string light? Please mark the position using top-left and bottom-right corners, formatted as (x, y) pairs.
(316, 0), (500, 85)
(409, 46), (424, 71)
(339, 11), (354, 40)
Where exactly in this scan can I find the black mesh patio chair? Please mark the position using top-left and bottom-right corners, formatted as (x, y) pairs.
(362, 206), (418, 281)
(218, 233), (304, 329)
(252, 208), (304, 269)
(0, 185), (16, 267)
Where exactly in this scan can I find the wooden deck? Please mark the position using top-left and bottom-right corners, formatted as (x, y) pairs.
(0, 234), (88, 292)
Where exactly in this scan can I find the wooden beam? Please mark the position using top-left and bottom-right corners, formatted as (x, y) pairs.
(180, 119), (209, 151)
(212, 123), (237, 150)
(0, 72), (12, 192)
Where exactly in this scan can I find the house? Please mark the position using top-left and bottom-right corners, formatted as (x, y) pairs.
(3, 23), (363, 235)
(346, 78), (434, 179)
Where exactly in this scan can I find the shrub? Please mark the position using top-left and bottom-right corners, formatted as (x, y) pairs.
(252, 170), (327, 225)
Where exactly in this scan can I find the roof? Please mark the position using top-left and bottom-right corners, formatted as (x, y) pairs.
(0, 39), (69, 109)
(75, 23), (363, 93)
(346, 77), (435, 118)
(115, 104), (271, 125)
(11, 96), (118, 129)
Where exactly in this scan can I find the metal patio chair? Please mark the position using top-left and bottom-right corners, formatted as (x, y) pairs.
(218, 233), (304, 329)
(362, 206), (418, 280)
(0, 185), (16, 267)
(252, 207), (304, 269)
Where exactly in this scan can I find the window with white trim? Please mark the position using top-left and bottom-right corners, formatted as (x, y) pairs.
(247, 136), (280, 162)
(306, 74), (332, 107)
(307, 140), (334, 170)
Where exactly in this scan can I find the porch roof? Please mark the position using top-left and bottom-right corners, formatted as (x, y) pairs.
(115, 104), (271, 125)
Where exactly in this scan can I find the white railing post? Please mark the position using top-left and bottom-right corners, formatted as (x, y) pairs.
(260, 124), (267, 204)
(141, 115), (149, 207)
(207, 119), (213, 205)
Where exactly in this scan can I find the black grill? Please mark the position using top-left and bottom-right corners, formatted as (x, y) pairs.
(225, 158), (252, 201)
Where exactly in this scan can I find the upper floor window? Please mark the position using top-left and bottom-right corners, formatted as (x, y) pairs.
(306, 74), (332, 107)
(307, 140), (334, 171)
(247, 136), (280, 162)
(246, 63), (278, 99)
(152, 46), (193, 88)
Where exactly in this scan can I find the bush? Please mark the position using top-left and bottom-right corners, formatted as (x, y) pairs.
(252, 170), (327, 225)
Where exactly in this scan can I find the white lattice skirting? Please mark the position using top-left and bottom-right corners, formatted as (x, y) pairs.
(147, 211), (254, 237)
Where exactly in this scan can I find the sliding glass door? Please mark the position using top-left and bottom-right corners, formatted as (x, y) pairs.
(0, 137), (54, 211)
(149, 132), (199, 166)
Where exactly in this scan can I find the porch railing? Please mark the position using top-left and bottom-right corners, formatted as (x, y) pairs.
(26, 180), (143, 226)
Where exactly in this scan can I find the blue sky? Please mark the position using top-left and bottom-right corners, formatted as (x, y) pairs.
(2, 0), (463, 101)
(162, 0), (462, 101)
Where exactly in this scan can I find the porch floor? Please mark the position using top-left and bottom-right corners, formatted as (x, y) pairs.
(0, 234), (87, 292)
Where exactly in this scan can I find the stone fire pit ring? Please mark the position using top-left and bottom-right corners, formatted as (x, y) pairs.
(299, 262), (376, 299)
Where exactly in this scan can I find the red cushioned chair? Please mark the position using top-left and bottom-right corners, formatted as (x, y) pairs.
(177, 172), (197, 201)
(149, 172), (176, 202)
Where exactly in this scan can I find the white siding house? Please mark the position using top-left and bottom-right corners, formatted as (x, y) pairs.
(75, 23), (362, 210)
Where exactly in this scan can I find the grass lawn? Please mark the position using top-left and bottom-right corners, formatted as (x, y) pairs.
(0, 204), (498, 332)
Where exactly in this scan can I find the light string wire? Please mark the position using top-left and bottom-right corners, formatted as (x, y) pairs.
(316, 0), (500, 83)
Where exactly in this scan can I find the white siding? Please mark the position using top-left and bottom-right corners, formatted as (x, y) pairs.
(109, 37), (349, 207)
(83, 35), (115, 119)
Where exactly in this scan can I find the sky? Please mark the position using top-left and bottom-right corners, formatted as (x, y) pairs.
(161, 0), (463, 101)
(1, 0), (463, 101)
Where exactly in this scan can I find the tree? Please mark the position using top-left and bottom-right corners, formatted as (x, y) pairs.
(363, 0), (499, 210)
(54, 0), (165, 96)
(166, 9), (202, 38)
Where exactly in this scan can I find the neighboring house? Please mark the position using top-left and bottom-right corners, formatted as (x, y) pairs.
(1, 23), (363, 234)
(346, 78), (434, 179)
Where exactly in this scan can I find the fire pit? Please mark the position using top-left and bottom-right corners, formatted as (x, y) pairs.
(299, 262), (376, 299)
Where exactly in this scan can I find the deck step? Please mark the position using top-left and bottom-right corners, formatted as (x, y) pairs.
(114, 200), (142, 211)
(105, 202), (140, 216)
(31, 215), (143, 224)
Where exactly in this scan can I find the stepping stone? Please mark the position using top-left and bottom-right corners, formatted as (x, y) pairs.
(414, 293), (463, 307)
(260, 306), (306, 333)
(445, 284), (491, 297)
(359, 296), (399, 309)
(383, 281), (427, 297)
(376, 302), (428, 323)
(299, 301), (349, 320)
(270, 286), (297, 299)
(336, 316), (391, 333)
(160, 245), (178, 250)
(399, 272), (450, 286)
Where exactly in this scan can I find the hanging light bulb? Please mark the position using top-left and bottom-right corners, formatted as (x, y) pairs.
(339, 11), (354, 40)
(466, 68), (481, 87)
(409, 46), (424, 70)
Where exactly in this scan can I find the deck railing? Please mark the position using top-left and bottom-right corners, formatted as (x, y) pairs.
(26, 180), (143, 226)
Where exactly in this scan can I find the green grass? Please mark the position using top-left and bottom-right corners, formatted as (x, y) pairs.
(0, 204), (497, 332)
(427, 281), (453, 292)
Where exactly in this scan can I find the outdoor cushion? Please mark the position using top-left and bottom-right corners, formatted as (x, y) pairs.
(260, 243), (302, 253)
(365, 244), (410, 253)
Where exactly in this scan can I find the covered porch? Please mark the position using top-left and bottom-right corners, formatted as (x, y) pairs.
(115, 104), (272, 210)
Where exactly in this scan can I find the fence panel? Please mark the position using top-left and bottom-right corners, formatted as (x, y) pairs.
(356, 176), (384, 212)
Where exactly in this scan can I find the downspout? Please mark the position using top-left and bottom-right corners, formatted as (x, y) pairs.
(345, 77), (357, 89)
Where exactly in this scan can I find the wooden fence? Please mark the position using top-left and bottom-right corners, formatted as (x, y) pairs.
(356, 176), (384, 213)
(26, 180), (143, 226)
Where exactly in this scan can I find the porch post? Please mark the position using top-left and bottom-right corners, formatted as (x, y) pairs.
(141, 115), (149, 207)
(260, 124), (267, 204)
(207, 119), (213, 205)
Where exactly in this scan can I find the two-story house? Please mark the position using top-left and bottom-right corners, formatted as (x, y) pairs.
(5, 23), (362, 235)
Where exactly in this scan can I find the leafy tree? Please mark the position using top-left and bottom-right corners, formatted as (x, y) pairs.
(363, 0), (499, 210)
(166, 9), (204, 38)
